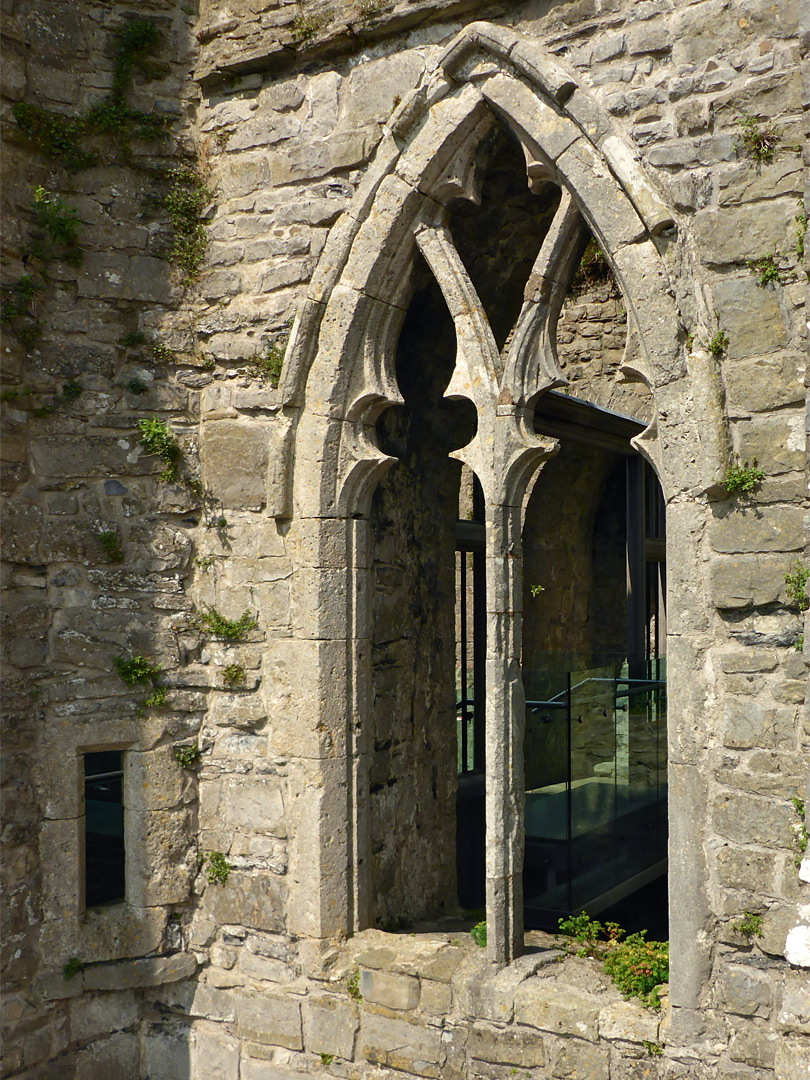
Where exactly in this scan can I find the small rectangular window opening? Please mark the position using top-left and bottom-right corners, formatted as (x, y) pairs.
(84, 750), (125, 907)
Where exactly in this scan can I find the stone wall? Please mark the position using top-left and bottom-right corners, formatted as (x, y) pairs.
(1, 0), (808, 1077)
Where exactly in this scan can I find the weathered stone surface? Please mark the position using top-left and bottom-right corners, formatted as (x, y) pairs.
(360, 1013), (443, 1077)
(236, 991), (303, 1049)
(718, 962), (774, 1017)
(548, 1037), (610, 1079)
(709, 506), (807, 554)
(598, 1000), (660, 1043)
(303, 994), (359, 1059)
(467, 1024), (545, 1067)
(514, 979), (601, 1039)
(709, 555), (790, 610)
(359, 968), (420, 1010)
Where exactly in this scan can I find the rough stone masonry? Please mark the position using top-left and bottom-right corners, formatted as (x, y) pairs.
(0, 0), (808, 1077)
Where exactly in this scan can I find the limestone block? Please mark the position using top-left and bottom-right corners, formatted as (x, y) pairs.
(69, 992), (138, 1042)
(467, 1025), (545, 1067)
(40, 818), (81, 921)
(778, 973), (810, 1032)
(709, 506), (806, 554)
(202, 871), (285, 934)
(153, 980), (236, 1022)
(420, 980), (452, 1015)
(479, 74), (579, 162)
(192, 1029), (240, 1080)
(73, 1033), (139, 1080)
(359, 968), (420, 1010)
(775, 1037), (810, 1080)
(241, 1059), (309, 1080)
(78, 253), (179, 303)
(127, 746), (192, 811)
(598, 1000), (660, 1044)
(713, 791), (794, 849)
(219, 774), (287, 838)
(270, 127), (379, 186)
(557, 139), (646, 249)
(709, 555), (789, 610)
(735, 413), (805, 476)
(360, 1012), (443, 1077)
(718, 963), (773, 1018)
(30, 435), (151, 479)
(601, 135), (673, 233)
(339, 50), (425, 129)
(548, 1037), (609, 1079)
(303, 994), (359, 1059)
(126, 808), (195, 907)
(514, 979), (600, 1039)
(721, 697), (775, 749)
(785, 926), (810, 968)
(201, 419), (268, 509)
(727, 1021), (779, 1068)
(717, 158), (805, 208)
(1, 502), (44, 563)
(510, 39), (578, 102)
(39, 904), (168, 967)
(696, 201), (799, 266)
(715, 845), (778, 893)
(235, 991), (303, 1049)
(83, 954), (197, 993)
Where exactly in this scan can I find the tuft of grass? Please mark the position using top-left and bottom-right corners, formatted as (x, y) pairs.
(248, 339), (286, 387)
(735, 115), (779, 163)
(747, 252), (781, 286)
(346, 971), (362, 1001)
(291, 12), (327, 41)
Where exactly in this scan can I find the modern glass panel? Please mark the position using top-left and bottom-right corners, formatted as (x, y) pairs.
(84, 750), (125, 907)
(523, 654), (666, 927)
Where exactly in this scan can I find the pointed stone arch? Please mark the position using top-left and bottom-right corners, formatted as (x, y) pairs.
(276, 21), (724, 983)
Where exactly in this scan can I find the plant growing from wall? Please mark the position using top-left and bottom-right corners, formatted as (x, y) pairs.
(98, 530), (124, 563)
(248, 338), (287, 388)
(291, 12), (328, 41)
(735, 115), (779, 163)
(144, 686), (168, 709)
(793, 797), (809, 868)
(724, 457), (764, 496)
(137, 417), (181, 482)
(747, 253), (781, 287)
(785, 562), (809, 612)
(529, 584), (545, 597)
(346, 971), (362, 1001)
(163, 164), (211, 280)
(114, 655), (162, 685)
(174, 744), (200, 770)
(558, 912), (668, 1008)
(13, 19), (166, 170)
(708, 328), (729, 358)
(205, 851), (231, 885)
(797, 209), (808, 260)
(198, 607), (258, 641)
(222, 663), (246, 687)
(471, 921), (487, 948)
(734, 912), (763, 940)
(63, 957), (84, 980)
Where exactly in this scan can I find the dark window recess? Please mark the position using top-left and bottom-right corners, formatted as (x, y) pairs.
(84, 751), (125, 907)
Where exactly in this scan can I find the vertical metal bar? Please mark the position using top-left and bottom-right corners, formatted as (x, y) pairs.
(626, 456), (645, 680)
(460, 549), (468, 774)
(473, 547), (486, 772)
(566, 669), (572, 914)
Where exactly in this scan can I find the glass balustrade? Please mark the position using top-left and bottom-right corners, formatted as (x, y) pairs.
(523, 653), (666, 928)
